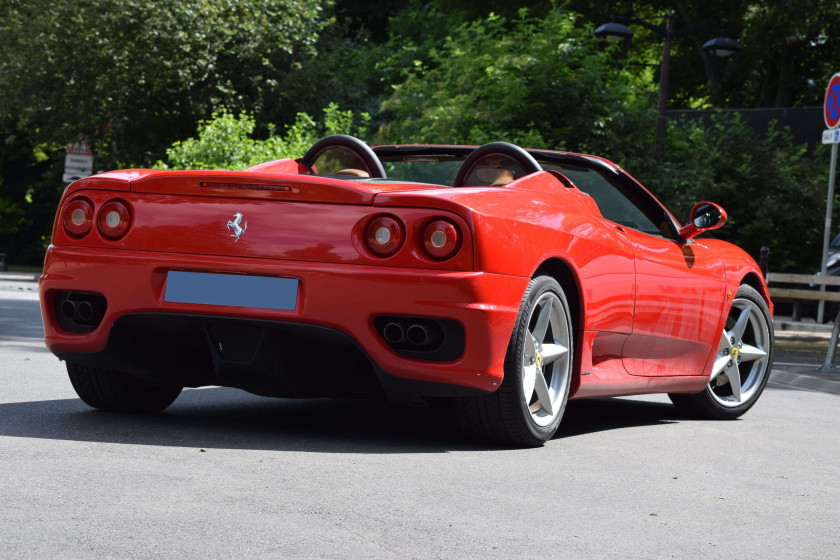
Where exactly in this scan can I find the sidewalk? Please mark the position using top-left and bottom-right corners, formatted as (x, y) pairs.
(772, 320), (840, 395)
(0, 271), (39, 296)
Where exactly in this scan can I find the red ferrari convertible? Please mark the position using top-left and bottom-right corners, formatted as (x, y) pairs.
(40, 136), (774, 446)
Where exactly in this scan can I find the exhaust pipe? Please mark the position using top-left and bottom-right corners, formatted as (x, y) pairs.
(383, 322), (406, 344)
(77, 300), (95, 321)
(55, 291), (108, 333)
(59, 297), (97, 322)
(375, 315), (462, 360)
(61, 300), (78, 320)
(406, 324), (431, 346)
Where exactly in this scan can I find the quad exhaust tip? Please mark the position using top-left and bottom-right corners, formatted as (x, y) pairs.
(61, 299), (97, 322)
(383, 322), (432, 347)
(406, 324), (431, 346)
(60, 298), (99, 323)
(383, 322), (405, 344)
(55, 291), (107, 333)
(378, 315), (467, 361)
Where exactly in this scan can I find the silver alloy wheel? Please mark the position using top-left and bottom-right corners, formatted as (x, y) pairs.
(708, 297), (771, 407)
(522, 292), (572, 426)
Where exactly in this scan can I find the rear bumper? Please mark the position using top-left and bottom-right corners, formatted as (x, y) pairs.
(40, 246), (528, 395)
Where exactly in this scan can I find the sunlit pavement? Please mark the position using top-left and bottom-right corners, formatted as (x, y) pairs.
(2, 273), (838, 559)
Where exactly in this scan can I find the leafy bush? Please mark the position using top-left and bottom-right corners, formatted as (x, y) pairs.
(158, 104), (370, 170)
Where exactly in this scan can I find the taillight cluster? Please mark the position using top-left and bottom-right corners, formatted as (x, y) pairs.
(422, 219), (460, 260)
(364, 214), (463, 261)
(62, 198), (94, 237)
(62, 197), (132, 240)
(366, 216), (404, 257)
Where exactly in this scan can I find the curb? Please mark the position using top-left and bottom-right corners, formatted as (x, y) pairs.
(770, 370), (840, 395)
(774, 320), (832, 333)
(0, 272), (39, 282)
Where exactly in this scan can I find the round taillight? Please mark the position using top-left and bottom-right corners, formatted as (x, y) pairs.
(423, 219), (461, 260)
(62, 198), (94, 237)
(366, 216), (404, 257)
(97, 200), (132, 240)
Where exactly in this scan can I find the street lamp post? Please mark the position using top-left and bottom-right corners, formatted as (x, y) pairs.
(655, 10), (674, 141)
(595, 10), (742, 141)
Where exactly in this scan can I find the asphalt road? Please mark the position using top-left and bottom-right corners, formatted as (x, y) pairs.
(1, 280), (838, 559)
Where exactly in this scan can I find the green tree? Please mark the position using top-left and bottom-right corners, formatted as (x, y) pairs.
(565, 0), (840, 109)
(375, 7), (828, 270)
(376, 9), (645, 151)
(0, 0), (330, 167)
(0, 0), (330, 264)
(0, 193), (25, 237)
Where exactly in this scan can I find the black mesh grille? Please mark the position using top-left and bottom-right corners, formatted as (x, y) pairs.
(208, 323), (264, 363)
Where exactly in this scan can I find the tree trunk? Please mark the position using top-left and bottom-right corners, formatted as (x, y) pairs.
(774, 36), (799, 107)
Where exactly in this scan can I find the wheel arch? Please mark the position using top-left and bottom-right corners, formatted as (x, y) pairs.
(532, 257), (583, 337)
(532, 257), (585, 401)
(739, 271), (772, 307)
(701, 239), (773, 314)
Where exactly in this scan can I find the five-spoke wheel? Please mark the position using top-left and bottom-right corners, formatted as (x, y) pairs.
(670, 284), (774, 419)
(522, 291), (572, 427)
(457, 276), (573, 447)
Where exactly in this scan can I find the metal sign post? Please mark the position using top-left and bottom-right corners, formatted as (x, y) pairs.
(817, 74), (840, 323)
(820, 142), (839, 323)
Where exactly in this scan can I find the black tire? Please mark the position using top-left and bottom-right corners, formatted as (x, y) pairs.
(669, 284), (774, 419)
(67, 362), (183, 413)
(456, 276), (574, 447)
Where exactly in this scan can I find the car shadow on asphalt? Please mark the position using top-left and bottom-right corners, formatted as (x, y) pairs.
(0, 388), (689, 453)
(559, 398), (687, 438)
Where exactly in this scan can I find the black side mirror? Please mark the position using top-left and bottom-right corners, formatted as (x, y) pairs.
(679, 202), (727, 240)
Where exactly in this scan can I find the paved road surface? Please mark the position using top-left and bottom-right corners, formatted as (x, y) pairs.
(1, 279), (838, 559)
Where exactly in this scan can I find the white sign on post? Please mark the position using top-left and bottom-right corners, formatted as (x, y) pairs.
(823, 129), (840, 144)
(63, 134), (94, 183)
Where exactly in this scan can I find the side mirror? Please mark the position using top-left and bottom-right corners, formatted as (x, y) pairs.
(679, 202), (727, 241)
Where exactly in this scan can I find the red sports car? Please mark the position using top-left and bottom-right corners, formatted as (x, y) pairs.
(40, 136), (774, 447)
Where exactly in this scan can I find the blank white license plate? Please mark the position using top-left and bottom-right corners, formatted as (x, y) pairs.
(164, 271), (298, 311)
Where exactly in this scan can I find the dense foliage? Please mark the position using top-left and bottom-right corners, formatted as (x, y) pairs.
(159, 104), (370, 170)
(0, 0), (328, 164)
(377, 10), (623, 149)
(0, 0), (836, 271)
(373, 7), (829, 270)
